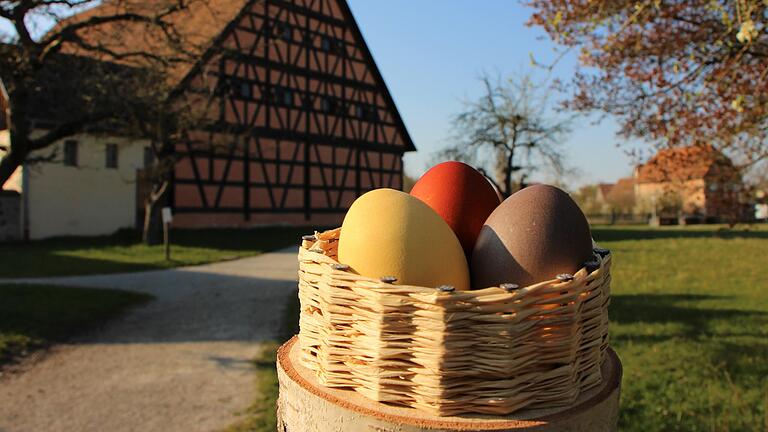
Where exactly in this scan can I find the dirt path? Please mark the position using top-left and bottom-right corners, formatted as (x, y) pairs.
(0, 247), (299, 432)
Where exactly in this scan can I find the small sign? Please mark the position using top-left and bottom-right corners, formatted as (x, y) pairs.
(162, 207), (173, 224)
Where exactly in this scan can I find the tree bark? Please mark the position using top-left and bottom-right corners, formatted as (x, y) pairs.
(0, 149), (22, 188)
(2, 85), (33, 188)
(494, 147), (507, 196)
(142, 180), (169, 245)
(505, 151), (515, 197)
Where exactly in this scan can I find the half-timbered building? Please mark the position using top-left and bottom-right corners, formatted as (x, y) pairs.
(0, 0), (415, 238)
(172, 0), (415, 228)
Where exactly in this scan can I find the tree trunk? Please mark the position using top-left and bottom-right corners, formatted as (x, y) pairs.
(505, 150), (516, 197)
(3, 86), (33, 189)
(0, 150), (22, 188)
(494, 147), (508, 196)
(142, 181), (168, 245)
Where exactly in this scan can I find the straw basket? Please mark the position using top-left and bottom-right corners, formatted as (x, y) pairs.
(297, 227), (611, 417)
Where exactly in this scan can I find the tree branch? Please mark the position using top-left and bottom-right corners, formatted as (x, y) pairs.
(29, 114), (109, 150)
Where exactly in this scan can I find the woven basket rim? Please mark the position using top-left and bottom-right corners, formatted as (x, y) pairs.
(300, 227), (609, 296)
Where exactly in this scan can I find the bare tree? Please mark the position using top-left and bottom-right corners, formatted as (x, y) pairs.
(435, 73), (571, 197)
(0, 1), (206, 181)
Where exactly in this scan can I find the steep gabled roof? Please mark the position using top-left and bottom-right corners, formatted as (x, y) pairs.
(58, 0), (249, 85)
(335, 0), (415, 152)
(15, 0), (415, 152)
(635, 144), (736, 183)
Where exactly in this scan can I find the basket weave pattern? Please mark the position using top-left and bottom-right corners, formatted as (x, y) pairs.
(297, 228), (611, 416)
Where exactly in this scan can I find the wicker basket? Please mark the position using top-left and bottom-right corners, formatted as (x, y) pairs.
(297, 228), (611, 417)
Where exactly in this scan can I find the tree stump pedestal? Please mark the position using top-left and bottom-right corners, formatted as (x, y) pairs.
(276, 336), (622, 432)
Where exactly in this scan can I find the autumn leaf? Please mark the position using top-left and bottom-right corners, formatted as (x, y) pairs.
(732, 95), (745, 113)
(736, 19), (757, 44)
(550, 10), (563, 30)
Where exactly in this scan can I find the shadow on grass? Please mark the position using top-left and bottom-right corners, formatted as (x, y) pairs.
(0, 253), (168, 278)
(0, 284), (153, 367)
(613, 294), (768, 430)
(612, 293), (768, 383)
(610, 294), (766, 337)
(0, 226), (323, 278)
(592, 227), (768, 242)
(171, 226), (331, 251)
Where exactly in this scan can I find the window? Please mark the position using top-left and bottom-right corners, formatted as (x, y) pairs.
(105, 144), (118, 169)
(302, 95), (313, 109)
(319, 36), (345, 56)
(63, 140), (78, 167)
(320, 97), (334, 113)
(239, 81), (252, 99)
(273, 86), (294, 106)
(282, 88), (293, 106)
(275, 23), (292, 42)
(144, 147), (154, 168)
(320, 36), (332, 52)
(337, 101), (347, 116)
(355, 104), (378, 121)
(319, 96), (346, 115)
(226, 78), (251, 99)
(335, 39), (346, 56)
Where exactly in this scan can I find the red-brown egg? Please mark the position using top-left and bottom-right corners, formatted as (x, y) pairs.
(471, 184), (593, 288)
(411, 161), (501, 257)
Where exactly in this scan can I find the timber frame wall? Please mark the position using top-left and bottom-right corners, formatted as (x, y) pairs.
(171, 0), (415, 227)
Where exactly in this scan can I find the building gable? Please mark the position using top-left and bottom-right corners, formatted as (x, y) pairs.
(170, 0), (415, 225)
(635, 144), (735, 184)
(179, 0), (414, 151)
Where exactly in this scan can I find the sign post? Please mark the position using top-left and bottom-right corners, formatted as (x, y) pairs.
(161, 207), (173, 261)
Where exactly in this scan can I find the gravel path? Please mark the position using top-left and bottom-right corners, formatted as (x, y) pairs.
(0, 247), (299, 432)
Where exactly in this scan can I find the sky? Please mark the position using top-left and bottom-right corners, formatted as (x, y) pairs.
(0, 1), (643, 187)
(346, 0), (642, 186)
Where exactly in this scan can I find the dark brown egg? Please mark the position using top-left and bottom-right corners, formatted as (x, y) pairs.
(471, 184), (593, 288)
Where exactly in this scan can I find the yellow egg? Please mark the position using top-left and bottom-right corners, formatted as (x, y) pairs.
(338, 188), (470, 290)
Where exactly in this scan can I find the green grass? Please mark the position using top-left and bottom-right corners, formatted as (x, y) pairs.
(591, 224), (768, 431)
(0, 226), (320, 278)
(0, 284), (152, 366)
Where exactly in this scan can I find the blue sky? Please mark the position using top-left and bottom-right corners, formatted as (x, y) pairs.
(1, 1), (642, 187)
(347, 0), (641, 186)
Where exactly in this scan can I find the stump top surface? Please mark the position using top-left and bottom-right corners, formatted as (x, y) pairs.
(278, 336), (622, 431)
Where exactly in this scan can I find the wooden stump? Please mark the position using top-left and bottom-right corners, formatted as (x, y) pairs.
(277, 336), (622, 432)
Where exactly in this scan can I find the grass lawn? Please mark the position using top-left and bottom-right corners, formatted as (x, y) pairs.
(593, 224), (768, 431)
(0, 226), (320, 278)
(0, 284), (152, 367)
(232, 224), (768, 432)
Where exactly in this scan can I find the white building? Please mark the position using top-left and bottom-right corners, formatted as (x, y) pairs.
(1, 131), (149, 239)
